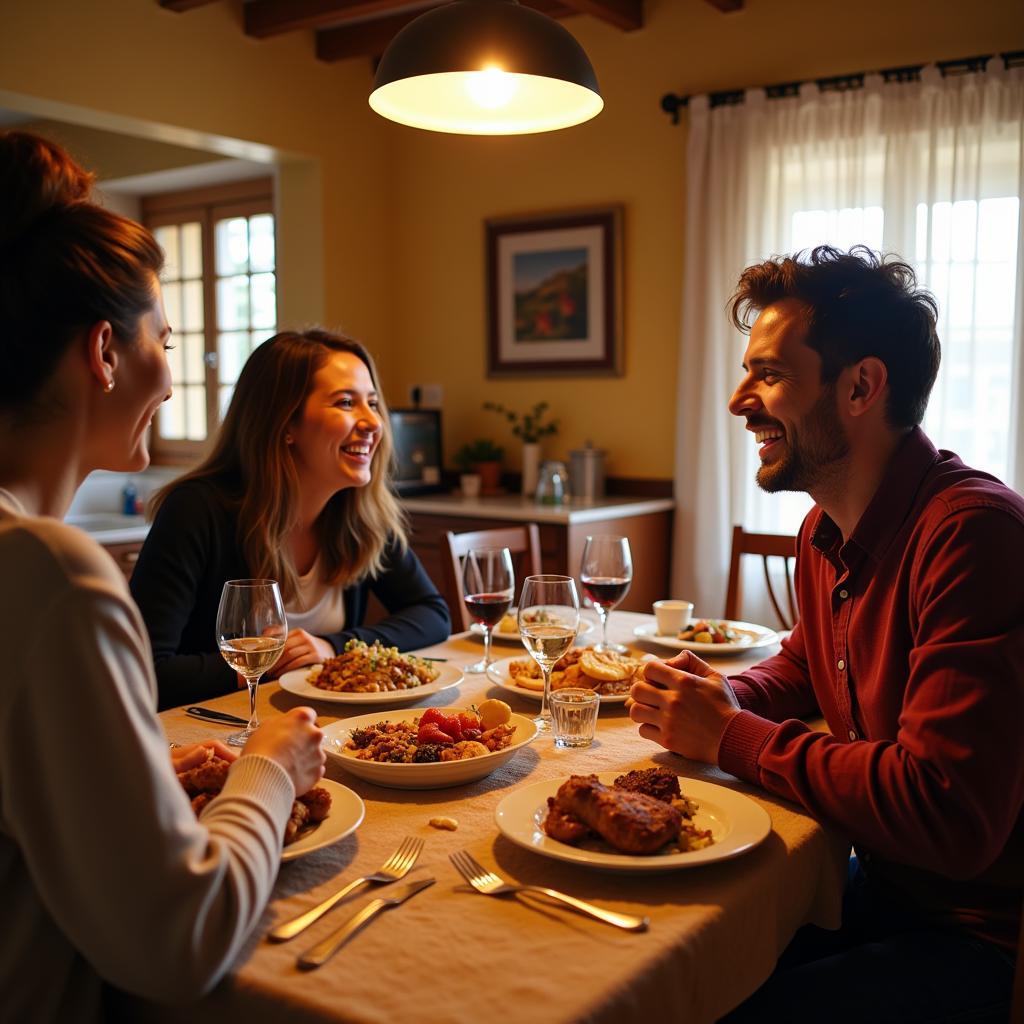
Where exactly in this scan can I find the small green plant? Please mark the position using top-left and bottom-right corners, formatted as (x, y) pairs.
(483, 400), (559, 444)
(454, 438), (505, 470)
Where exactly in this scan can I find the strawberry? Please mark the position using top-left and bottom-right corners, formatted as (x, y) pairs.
(417, 723), (454, 746)
(436, 713), (464, 741)
(458, 710), (482, 734)
(420, 708), (448, 728)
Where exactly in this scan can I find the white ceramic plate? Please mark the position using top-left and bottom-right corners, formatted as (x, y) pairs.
(281, 778), (365, 862)
(485, 653), (649, 705)
(279, 661), (463, 705)
(495, 772), (771, 872)
(321, 708), (538, 789)
(632, 619), (779, 655)
(472, 614), (596, 645)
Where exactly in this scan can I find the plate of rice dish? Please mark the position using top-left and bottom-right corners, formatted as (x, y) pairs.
(279, 639), (463, 705)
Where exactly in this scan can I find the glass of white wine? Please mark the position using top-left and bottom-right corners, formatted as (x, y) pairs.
(216, 579), (287, 747)
(518, 574), (580, 732)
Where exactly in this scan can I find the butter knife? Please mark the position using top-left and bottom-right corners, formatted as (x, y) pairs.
(185, 706), (249, 727)
(297, 877), (435, 969)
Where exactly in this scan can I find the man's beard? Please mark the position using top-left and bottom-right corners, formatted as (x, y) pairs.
(756, 385), (850, 494)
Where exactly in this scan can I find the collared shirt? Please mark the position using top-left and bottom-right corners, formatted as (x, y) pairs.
(719, 428), (1024, 948)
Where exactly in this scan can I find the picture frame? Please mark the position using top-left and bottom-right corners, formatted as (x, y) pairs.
(486, 206), (623, 376)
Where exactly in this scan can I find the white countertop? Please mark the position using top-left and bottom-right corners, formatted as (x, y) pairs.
(64, 513), (149, 545)
(402, 492), (674, 524)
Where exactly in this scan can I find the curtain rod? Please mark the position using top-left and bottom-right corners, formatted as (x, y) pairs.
(661, 50), (1024, 125)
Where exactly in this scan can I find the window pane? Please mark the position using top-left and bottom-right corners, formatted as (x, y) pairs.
(217, 275), (250, 330)
(977, 198), (1019, 263)
(250, 272), (276, 329)
(218, 331), (249, 386)
(159, 390), (186, 440)
(182, 280), (203, 332)
(155, 225), (180, 280)
(166, 342), (183, 384)
(183, 332), (205, 385)
(186, 385), (207, 441)
(216, 217), (249, 276)
(249, 214), (275, 272)
(162, 282), (182, 333)
(219, 384), (235, 421)
(181, 222), (202, 279)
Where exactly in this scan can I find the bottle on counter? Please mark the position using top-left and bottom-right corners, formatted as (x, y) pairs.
(121, 480), (138, 516)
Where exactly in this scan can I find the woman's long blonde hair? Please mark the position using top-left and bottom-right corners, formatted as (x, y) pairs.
(153, 329), (407, 603)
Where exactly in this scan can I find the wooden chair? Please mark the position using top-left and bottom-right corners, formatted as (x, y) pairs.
(724, 525), (798, 630)
(442, 524), (543, 632)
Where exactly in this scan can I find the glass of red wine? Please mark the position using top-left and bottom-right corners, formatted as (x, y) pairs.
(580, 535), (633, 654)
(463, 546), (515, 674)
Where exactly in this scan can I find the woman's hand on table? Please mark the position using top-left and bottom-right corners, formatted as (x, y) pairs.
(272, 628), (335, 677)
(243, 706), (325, 794)
(628, 650), (741, 763)
(171, 741), (238, 772)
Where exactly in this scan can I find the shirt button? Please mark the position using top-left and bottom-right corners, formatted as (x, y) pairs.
(848, 729), (857, 741)
(839, 589), (849, 599)
(837, 659), (845, 671)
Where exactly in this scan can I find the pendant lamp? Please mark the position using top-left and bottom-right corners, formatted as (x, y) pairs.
(369, 0), (603, 135)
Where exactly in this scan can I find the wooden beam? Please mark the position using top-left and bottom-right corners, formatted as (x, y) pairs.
(245, 0), (422, 39)
(316, 0), (577, 62)
(703, 0), (743, 11)
(158, 0), (221, 10)
(558, 0), (641, 30)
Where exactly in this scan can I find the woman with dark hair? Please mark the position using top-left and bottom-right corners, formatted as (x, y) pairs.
(131, 328), (450, 709)
(0, 131), (325, 1022)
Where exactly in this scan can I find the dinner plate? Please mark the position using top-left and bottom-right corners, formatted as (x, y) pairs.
(632, 619), (779, 655)
(321, 708), (539, 789)
(281, 778), (365, 862)
(494, 773), (771, 872)
(485, 653), (648, 705)
(471, 614), (596, 645)
(278, 661), (463, 705)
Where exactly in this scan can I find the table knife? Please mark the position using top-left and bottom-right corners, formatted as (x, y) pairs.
(185, 706), (250, 727)
(297, 877), (435, 969)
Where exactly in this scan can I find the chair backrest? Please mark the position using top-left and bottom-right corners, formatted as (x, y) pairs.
(724, 525), (798, 630)
(442, 524), (543, 632)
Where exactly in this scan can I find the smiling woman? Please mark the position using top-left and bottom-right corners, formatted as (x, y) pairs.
(130, 329), (450, 710)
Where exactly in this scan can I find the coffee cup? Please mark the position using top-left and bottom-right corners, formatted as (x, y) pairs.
(653, 600), (693, 636)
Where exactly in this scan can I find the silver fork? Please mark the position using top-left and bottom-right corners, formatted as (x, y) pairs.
(449, 850), (648, 932)
(268, 836), (425, 941)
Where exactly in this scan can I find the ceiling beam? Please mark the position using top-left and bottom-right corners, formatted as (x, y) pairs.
(315, 0), (578, 62)
(558, 0), (641, 30)
(245, 0), (424, 39)
(158, 0), (221, 10)
(703, 0), (743, 11)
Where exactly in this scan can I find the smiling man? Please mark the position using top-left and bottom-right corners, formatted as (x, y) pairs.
(630, 246), (1023, 1022)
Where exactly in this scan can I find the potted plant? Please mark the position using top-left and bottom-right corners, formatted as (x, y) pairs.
(454, 439), (505, 493)
(483, 401), (559, 496)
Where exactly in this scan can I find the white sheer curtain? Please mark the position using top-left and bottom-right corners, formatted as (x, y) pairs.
(672, 62), (1024, 621)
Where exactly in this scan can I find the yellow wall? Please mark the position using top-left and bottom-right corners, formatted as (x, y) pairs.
(1, 0), (1022, 479)
(388, 0), (1024, 478)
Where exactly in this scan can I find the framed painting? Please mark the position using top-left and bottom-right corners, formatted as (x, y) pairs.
(486, 206), (623, 376)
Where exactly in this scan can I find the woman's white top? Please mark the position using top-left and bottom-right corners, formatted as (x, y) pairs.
(286, 558), (345, 637)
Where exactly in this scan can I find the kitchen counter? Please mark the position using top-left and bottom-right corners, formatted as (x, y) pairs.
(403, 492), (673, 524)
(64, 512), (150, 545)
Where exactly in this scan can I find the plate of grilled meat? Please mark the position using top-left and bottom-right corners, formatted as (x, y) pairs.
(494, 768), (771, 871)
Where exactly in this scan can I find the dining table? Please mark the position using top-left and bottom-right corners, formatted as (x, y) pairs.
(132, 610), (850, 1024)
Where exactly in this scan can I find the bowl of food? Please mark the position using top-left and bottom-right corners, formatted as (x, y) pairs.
(321, 699), (537, 789)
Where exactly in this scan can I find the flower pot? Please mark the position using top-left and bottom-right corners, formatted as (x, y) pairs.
(459, 473), (482, 498)
(474, 460), (502, 493)
(521, 442), (540, 497)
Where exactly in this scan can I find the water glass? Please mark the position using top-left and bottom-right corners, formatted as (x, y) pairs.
(550, 688), (600, 748)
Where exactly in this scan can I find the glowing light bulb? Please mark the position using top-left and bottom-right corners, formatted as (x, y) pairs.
(465, 67), (517, 109)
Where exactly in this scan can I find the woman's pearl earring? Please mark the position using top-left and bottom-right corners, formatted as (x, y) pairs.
(104, 379), (115, 393)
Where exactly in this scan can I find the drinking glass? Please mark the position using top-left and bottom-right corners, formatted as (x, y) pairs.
(580, 535), (633, 654)
(518, 575), (580, 731)
(463, 546), (514, 674)
(549, 688), (600, 749)
(216, 579), (287, 746)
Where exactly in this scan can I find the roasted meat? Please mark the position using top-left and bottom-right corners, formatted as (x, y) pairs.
(613, 767), (682, 805)
(543, 796), (593, 844)
(553, 775), (682, 855)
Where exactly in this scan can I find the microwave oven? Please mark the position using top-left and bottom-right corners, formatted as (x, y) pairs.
(389, 408), (444, 495)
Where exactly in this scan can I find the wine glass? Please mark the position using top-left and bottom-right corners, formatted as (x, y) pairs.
(463, 546), (514, 674)
(518, 575), (580, 731)
(216, 579), (287, 747)
(580, 535), (633, 654)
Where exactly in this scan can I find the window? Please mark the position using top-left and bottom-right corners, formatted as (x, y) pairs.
(142, 179), (276, 461)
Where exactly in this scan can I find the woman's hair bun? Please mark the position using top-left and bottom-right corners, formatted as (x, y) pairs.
(0, 131), (95, 251)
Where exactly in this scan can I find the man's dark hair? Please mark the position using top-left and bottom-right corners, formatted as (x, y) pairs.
(729, 245), (941, 428)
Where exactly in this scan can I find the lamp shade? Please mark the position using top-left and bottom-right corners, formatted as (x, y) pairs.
(369, 0), (603, 135)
